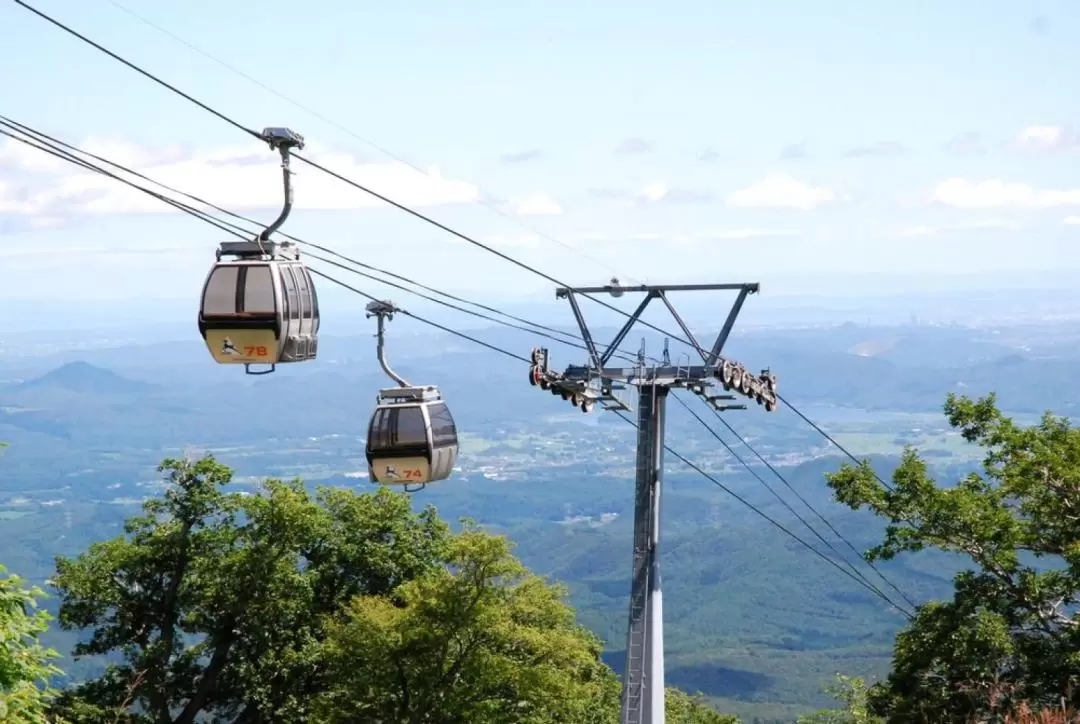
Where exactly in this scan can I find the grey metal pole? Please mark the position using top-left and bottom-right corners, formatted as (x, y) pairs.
(620, 384), (668, 724)
(646, 385), (668, 724)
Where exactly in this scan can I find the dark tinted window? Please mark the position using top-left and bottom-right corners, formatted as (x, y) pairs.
(427, 402), (458, 447)
(243, 265), (276, 313)
(202, 265), (238, 315)
(367, 408), (387, 450)
(368, 405), (429, 451)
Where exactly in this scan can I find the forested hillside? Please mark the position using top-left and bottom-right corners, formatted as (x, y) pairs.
(4, 321), (1080, 720)
(4, 390), (1080, 722)
(1, 454), (733, 723)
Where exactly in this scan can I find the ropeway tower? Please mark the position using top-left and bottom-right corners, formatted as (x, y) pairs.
(527, 280), (778, 724)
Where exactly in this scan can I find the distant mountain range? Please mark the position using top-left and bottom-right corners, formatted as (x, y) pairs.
(13, 361), (158, 395)
(1, 320), (1077, 452)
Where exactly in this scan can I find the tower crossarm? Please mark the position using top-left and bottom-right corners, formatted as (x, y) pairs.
(529, 357), (776, 413)
(527, 281), (777, 414)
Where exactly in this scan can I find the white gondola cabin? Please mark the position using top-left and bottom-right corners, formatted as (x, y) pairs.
(366, 385), (459, 488)
(198, 240), (320, 374)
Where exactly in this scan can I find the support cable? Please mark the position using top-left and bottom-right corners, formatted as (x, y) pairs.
(706, 403), (916, 609)
(98, 0), (639, 284)
(0, 119), (604, 365)
(0, 117), (631, 362)
(0, 28), (918, 613)
(0, 121), (530, 363)
(303, 250), (639, 364)
(9, 0), (707, 353)
(778, 392), (896, 492)
(611, 410), (914, 621)
(3, 115), (914, 618)
(12, 0), (898, 488)
(671, 394), (914, 617)
(0, 128), (252, 242)
(307, 269), (531, 364)
(11, 0), (262, 142)
(678, 394), (917, 613)
(0, 115), (587, 348)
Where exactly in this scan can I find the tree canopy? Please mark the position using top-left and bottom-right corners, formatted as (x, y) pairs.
(826, 393), (1080, 722)
(797, 675), (882, 724)
(0, 563), (63, 723)
(30, 454), (732, 723)
(312, 526), (618, 723)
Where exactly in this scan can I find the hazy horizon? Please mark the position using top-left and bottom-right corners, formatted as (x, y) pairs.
(5, 273), (1078, 345)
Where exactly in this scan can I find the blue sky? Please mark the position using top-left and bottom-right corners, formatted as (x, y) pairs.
(3, 0), (1080, 324)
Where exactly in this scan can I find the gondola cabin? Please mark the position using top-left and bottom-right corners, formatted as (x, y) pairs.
(366, 385), (459, 488)
(198, 240), (319, 373)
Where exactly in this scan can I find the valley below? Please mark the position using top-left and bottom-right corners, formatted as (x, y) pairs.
(1, 318), (1074, 721)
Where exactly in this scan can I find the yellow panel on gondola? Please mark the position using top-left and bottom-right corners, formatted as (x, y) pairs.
(204, 329), (279, 365)
(369, 456), (431, 485)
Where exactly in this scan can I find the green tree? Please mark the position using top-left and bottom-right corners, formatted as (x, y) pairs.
(314, 525), (740, 724)
(797, 675), (883, 724)
(826, 393), (1080, 722)
(0, 563), (65, 723)
(1, 441), (65, 722)
(50, 455), (451, 723)
(313, 525), (621, 723)
(664, 687), (739, 723)
(49, 454), (738, 723)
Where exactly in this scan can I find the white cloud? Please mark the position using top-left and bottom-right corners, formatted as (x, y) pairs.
(497, 228), (789, 247)
(0, 136), (481, 219)
(0, 138), (69, 173)
(931, 178), (1080, 209)
(894, 219), (1021, 237)
(588, 182), (713, 206)
(726, 173), (837, 210)
(641, 182), (669, 202)
(1010, 125), (1078, 153)
(1065, 216), (1080, 225)
(652, 228), (795, 244)
(695, 228), (794, 240)
(577, 229), (791, 244)
(0, 180), (35, 213)
(81, 137), (191, 168)
(504, 193), (562, 216)
(636, 181), (712, 205)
